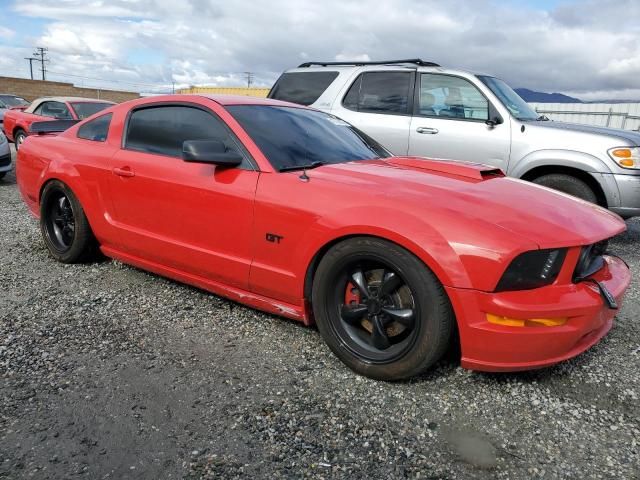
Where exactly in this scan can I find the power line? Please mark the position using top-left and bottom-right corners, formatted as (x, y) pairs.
(32, 47), (49, 81)
(244, 71), (254, 88)
(24, 57), (37, 80)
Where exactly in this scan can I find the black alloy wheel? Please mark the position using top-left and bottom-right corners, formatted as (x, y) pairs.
(44, 191), (76, 252)
(337, 263), (418, 363)
(40, 180), (100, 263)
(312, 237), (454, 380)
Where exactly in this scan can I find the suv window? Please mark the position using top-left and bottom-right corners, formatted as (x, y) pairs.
(418, 74), (488, 120)
(77, 113), (112, 142)
(124, 104), (251, 167)
(35, 101), (73, 119)
(343, 72), (412, 115)
(269, 71), (339, 105)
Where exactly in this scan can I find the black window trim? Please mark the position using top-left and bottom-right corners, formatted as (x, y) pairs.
(341, 70), (417, 117)
(76, 112), (113, 143)
(121, 101), (257, 170)
(412, 72), (497, 124)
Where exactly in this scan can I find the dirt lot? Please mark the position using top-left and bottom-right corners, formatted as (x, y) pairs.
(1, 147), (639, 479)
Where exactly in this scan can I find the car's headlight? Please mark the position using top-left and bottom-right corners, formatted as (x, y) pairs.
(608, 146), (640, 169)
(495, 248), (567, 292)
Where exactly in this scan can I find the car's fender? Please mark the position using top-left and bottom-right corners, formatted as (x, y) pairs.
(510, 149), (613, 177)
(509, 149), (620, 207)
(297, 206), (468, 291)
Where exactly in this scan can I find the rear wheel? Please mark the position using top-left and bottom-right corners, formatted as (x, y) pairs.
(14, 129), (26, 150)
(312, 237), (454, 380)
(532, 173), (598, 204)
(40, 180), (100, 263)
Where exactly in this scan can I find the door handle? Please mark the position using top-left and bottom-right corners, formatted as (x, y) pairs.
(416, 127), (439, 134)
(113, 166), (135, 178)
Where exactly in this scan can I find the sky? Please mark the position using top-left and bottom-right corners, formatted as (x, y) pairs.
(0, 0), (639, 100)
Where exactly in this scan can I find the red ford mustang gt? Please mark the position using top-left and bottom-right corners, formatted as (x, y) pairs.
(16, 95), (631, 380)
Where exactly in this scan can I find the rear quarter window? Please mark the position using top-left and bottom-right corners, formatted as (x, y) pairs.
(268, 71), (339, 105)
(77, 113), (112, 142)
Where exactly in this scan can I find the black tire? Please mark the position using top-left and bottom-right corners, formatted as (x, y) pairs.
(532, 173), (598, 204)
(311, 237), (454, 381)
(40, 180), (100, 263)
(0, 172), (6, 180)
(14, 129), (26, 150)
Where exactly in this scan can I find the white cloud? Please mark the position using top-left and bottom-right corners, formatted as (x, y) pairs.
(3, 0), (640, 99)
(0, 27), (15, 39)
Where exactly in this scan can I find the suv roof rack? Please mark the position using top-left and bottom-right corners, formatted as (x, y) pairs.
(297, 59), (440, 68)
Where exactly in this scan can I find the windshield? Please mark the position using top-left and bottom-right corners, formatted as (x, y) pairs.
(477, 75), (539, 121)
(226, 105), (390, 171)
(0, 95), (29, 108)
(70, 102), (113, 119)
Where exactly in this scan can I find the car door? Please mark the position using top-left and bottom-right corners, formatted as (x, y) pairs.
(408, 73), (511, 171)
(107, 103), (259, 290)
(330, 70), (414, 155)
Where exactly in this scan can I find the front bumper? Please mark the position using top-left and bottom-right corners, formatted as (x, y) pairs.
(446, 255), (630, 372)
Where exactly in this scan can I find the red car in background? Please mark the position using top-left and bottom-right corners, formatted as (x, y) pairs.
(15, 95), (631, 380)
(3, 96), (114, 149)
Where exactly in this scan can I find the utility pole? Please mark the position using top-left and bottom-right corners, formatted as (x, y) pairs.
(24, 57), (37, 80)
(172, 81), (175, 94)
(244, 71), (254, 88)
(33, 47), (49, 81)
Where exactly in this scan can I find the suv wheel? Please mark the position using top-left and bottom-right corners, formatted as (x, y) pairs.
(532, 173), (597, 204)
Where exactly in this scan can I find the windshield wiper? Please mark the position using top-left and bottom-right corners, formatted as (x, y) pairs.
(279, 161), (326, 172)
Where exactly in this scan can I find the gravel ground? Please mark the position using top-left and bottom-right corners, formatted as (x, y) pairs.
(0, 147), (639, 479)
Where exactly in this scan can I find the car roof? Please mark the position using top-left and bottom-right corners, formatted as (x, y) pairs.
(36, 96), (115, 104)
(198, 94), (304, 107)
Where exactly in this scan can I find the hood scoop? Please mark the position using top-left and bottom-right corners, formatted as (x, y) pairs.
(387, 157), (505, 180)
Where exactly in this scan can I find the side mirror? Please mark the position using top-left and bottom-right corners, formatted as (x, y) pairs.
(485, 103), (504, 128)
(182, 140), (243, 166)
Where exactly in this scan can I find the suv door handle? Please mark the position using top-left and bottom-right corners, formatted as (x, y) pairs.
(113, 166), (135, 177)
(416, 127), (439, 134)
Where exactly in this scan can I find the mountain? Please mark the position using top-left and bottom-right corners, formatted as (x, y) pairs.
(515, 88), (582, 103)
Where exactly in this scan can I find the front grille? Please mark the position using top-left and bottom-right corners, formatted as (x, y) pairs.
(573, 239), (608, 281)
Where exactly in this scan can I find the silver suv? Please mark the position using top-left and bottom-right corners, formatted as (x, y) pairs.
(269, 59), (640, 218)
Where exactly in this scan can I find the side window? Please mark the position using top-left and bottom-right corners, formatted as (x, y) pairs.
(37, 101), (72, 119)
(32, 102), (45, 116)
(418, 74), (488, 120)
(342, 72), (412, 115)
(124, 105), (251, 167)
(268, 71), (339, 105)
(77, 113), (112, 142)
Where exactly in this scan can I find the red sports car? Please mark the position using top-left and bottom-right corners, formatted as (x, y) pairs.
(3, 96), (114, 149)
(16, 95), (631, 380)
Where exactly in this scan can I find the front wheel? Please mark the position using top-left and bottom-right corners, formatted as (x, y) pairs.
(40, 180), (100, 263)
(14, 129), (26, 150)
(532, 173), (598, 204)
(0, 172), (6, 180)
(312, 237), (454, 381)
